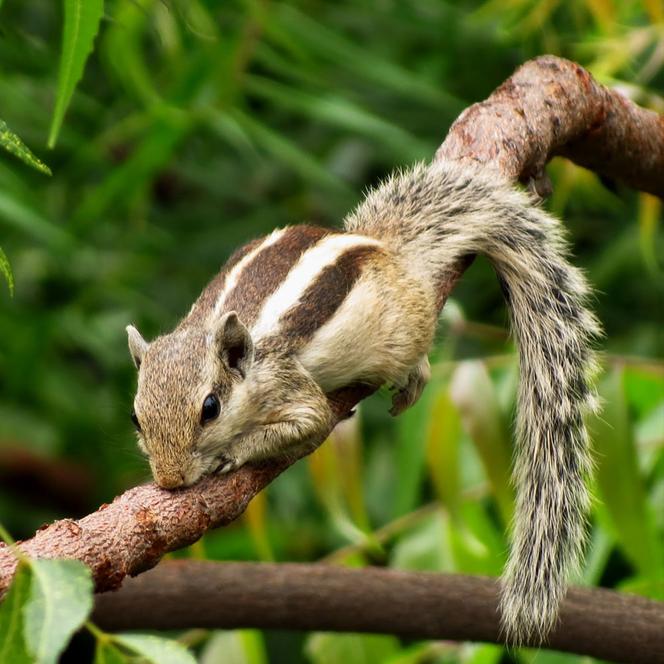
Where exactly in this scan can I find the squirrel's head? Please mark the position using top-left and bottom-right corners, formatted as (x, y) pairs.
(126, 311), (254, 489)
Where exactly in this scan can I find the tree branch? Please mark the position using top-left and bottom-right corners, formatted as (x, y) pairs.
(1, 57), (662, 652)
(92, 561), (664, 664)
(437, 55), (664, 198)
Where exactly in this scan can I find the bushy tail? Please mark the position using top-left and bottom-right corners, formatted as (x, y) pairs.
(346, 161), (601, 642)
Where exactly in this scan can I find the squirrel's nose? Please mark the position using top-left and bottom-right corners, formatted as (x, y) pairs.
(156, 471), (185, 490)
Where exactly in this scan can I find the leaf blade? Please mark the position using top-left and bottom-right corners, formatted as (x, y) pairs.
(0, 245), (14, 296)
(0, 561), (32, 664)
(112, 634), (196, 664)
(48, 0), (105, 148)
(23, 559), (94, 664)
(0, 118), (51, 175)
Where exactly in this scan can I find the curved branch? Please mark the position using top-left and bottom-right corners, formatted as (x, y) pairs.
(0, 56), (662, 620)
(437, 55), (664, 197)
(92, 561), (664, 664)
(0, 386), (372, 595)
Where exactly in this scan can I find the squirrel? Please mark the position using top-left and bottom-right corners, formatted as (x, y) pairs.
(127, 160), (600, 644)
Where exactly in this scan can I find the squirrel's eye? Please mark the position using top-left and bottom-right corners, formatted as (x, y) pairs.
(201, 393), (220, 424)
(131, 409), (141, 432)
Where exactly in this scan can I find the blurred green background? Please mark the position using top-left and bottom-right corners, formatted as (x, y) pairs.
(0, 0), (662, 662)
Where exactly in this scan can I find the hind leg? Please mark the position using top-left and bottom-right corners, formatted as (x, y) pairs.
(390, 354), (431, 416)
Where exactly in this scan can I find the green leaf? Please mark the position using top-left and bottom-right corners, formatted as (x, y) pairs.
(637, 193), (661, 275)
(0, 118), (51, 175)
(390, 511), (449, 572)
(308, 425), (373, 549)
(589, 369), (662, 580)
(23, 559), (94, 664)
(589, 368), (663, 581)
(306, 632), (400, 664)
(94, 640), (132, 664)
(425, 387), (462, 515)
(0, 245), (14, 296)
(48, 0), (105, 148)
(449, 361), (514, 524)
(200, 630), (267, 664)
(448, 502), (506, 576)
(112, 633), (196, 664)
(0, 561), (32, 664)
(464, 643), (504, 664)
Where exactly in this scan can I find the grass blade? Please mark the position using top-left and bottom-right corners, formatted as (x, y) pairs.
(450, 361), (514, 524)
(0, 245), (14, 296)
(0, 118), (51, 175)
(48, 0), (104, 148)
(589, 368), (663, 583)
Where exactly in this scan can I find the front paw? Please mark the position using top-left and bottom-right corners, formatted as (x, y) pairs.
(215, 454), (241, 475)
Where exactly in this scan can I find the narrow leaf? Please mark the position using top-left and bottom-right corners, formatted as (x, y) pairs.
(637, 192), (662, 275)
(244, 491), (275, 562)
(450, 361), (514, 524)
(425, 388), (462, 515)
(48, 0), (105, 148)
(0, 118), (51, 175)
(0, 561), (32, 664)
(23, 559), (94, 664)
(589, 368), (663, 580)
(112, 633), (196, 664)
(0, 245), (14, 296)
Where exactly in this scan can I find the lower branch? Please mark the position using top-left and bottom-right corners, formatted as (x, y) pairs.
(92, 561), (664, 664)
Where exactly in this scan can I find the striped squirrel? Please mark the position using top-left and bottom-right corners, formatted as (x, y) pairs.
(127, 160), (600, 643)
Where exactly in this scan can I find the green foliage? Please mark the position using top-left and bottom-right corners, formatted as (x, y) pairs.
(590, 368), (664, 592)
(0, 118), (51, 176)
(306, 633), (401, 664)
(24, 559), (94, 664)
(109, 633), (197, 664)
(199, 630), (267, 664)
(0, 561), (32, 663)
(93, 641), (130, 664)
(48, 0), (105, 148)
(0, 555), (94, 663)
(0, 116), (51, 294)
(0, 0), (662, 662)
(0, 245), (13, 296)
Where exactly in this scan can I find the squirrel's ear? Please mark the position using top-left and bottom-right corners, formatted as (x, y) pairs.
(215, 311), (254, 377)
(126, 325), (149, 369)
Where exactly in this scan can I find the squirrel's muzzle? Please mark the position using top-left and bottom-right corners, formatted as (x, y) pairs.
(155, 471), (186, 489)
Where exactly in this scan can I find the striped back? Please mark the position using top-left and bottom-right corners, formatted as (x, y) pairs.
(182, 225), (382, 354)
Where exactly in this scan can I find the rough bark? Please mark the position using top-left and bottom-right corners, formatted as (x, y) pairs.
(437, 55), (664, 198)
(0, 55), (662, 653)
(0, 386), (373, 595)
(93, 561), (664, 664)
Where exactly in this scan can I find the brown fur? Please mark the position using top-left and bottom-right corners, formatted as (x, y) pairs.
(223, 226), (332, 327)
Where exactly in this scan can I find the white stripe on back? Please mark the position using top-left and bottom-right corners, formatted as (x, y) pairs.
(250, 234), (380, 341)
(210, 228), (286, 322)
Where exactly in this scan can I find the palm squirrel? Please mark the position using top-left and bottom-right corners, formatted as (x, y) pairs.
(127, 160), (600, 643)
